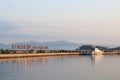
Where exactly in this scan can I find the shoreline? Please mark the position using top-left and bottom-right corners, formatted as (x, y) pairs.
(0, 53), (81, 59)
(0, 52), (120, 59)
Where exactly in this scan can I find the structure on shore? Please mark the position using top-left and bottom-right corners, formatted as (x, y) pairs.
(0, 44), (120, 55)
(86, 48), (103, 55)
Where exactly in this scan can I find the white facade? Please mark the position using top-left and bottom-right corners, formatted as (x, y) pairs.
(86, 48), (103, 55)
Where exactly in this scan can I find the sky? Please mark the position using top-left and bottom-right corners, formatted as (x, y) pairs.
(0, 0), (120, 45)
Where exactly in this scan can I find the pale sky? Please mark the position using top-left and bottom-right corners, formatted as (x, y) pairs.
(0, 0), (120, 45)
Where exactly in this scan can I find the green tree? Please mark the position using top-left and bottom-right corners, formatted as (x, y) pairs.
(77, 45), (94, 50)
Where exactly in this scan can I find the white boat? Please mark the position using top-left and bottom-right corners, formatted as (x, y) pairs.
(86, 48), (103, 55)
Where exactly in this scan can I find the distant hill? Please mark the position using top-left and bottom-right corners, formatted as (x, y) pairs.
(43, 40), (80, 50)
(1, 41), (120, 50)
(0, 40), (81, 50)
(76, 45), (120, 52)
(0, 43), (8, 49)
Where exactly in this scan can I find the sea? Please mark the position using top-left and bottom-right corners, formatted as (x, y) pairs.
(0, 55), (120, 80)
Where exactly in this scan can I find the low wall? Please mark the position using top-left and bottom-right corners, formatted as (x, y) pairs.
(0, 53), (80, 59)
(0, 52), (120, 59)
(103, 52), (120, 55)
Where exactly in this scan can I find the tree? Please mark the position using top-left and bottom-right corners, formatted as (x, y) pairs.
(77, 45), (94, 50)
(1, 49), (5, 54)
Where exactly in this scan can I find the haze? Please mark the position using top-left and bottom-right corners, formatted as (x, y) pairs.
(0, 0), (120, 45)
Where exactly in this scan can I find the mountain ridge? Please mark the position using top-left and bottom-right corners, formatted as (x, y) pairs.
(0, 40), (81, 50)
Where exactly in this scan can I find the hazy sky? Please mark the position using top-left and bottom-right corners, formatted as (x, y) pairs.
(0, 0), (120, 45)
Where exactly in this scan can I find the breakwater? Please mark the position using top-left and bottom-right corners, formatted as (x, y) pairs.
(0, 53), (81, 59)
(0, 52), (120, 59)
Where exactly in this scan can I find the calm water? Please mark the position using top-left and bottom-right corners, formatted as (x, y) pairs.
(0, 55), (120, 80)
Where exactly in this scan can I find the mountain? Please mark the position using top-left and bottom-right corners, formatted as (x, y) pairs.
(0, 43), (11, 49)
(0, 41), (119, 50)
(0, 43), (3, 49)
(0, 40), (81, 50)
(44, 40), (80, 50)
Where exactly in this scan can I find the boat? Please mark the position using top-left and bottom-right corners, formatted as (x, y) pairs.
(86, 48), (103, 55)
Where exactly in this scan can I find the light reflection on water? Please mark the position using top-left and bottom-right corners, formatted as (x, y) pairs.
(0, 55), (120, 80)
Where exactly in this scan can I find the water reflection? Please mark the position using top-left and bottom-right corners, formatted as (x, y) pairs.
(0, 57), (48, 69)
(0, 55), (118, 69)
(0, 55), (104, 66)
(91, 55), (104, 64)
(0, 55), (80, 69)
(1, 55), (120, 80)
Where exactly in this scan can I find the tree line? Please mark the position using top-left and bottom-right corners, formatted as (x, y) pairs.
(76, 45), (120, 52)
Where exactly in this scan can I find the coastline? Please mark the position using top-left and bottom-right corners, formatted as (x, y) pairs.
(0, 52), (120, 59)
(0, 53), (81, 59)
